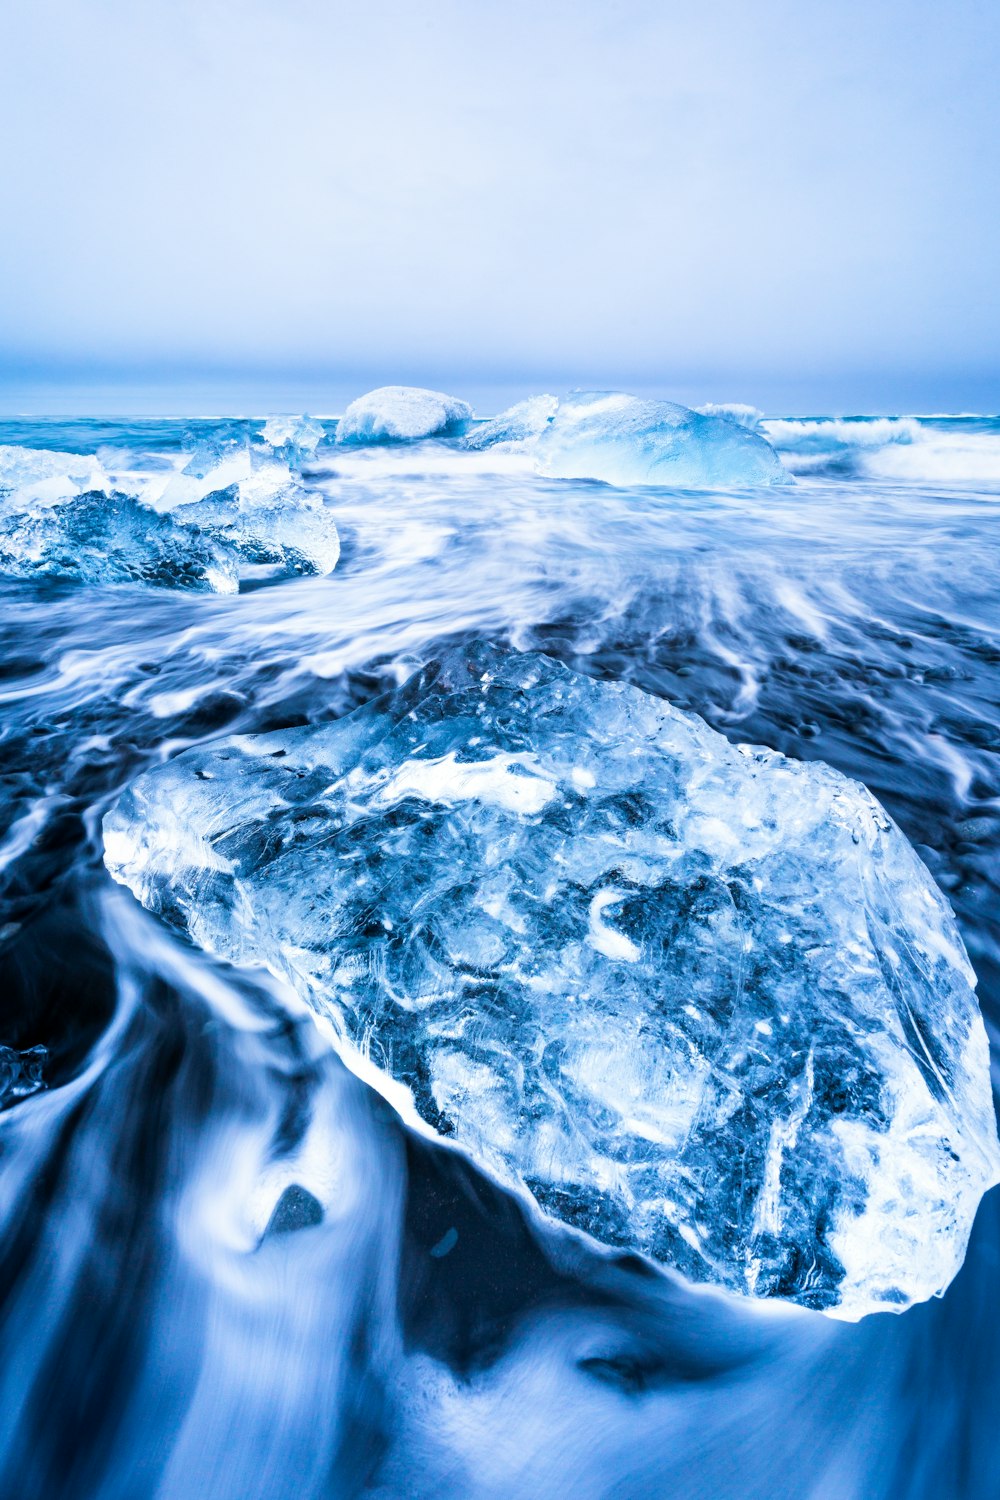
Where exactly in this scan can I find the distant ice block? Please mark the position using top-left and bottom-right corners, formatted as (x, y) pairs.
(260, 415), (326, 454)
(104, 643), (1000, 1318)
(534, 393), (789, 487)
(464, 395), (559, 450)
(336, 386), (474, 444)
(0, 490), (238, 593)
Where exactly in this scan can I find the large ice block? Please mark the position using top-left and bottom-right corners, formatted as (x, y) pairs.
(103, 644), (1000, 1316)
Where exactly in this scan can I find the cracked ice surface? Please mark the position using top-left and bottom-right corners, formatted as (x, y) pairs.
(0, 489), (239, 592)
(155, 443), (340, 577)
(103, 644), (1000, 1317)
(260, 414), (326, 454)
(0, 439), (339, 589)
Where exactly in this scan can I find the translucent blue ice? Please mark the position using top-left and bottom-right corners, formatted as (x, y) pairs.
(462, 393), (788, 487)
(534, 393), (790, 487)
(0, 443), (112, 504)
(0, 489), (239, 592)
(171, 488), (341, 578)
(336, 386), (475, 444)
(103, 643), (1000, 1318)
(0, 438), (340, 589)
(163, 442), (340, 577)
(260, 414), (326, 455)
(464, 395), (559, 450)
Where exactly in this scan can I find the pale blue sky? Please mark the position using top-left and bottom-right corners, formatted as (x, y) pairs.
(1, 0), (998, 413)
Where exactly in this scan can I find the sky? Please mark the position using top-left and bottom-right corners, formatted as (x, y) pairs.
(1, 0), (999, 414)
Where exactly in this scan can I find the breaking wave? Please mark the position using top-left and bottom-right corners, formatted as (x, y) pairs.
(765, 415), (1000, 484)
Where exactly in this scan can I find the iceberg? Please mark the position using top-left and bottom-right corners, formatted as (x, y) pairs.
(533, 393), (789, 487)
(103, 644), (1000, 1317)
(0, 489), (238, 593)
(461, 393), (788, 487)
(336, 386), (474, 444)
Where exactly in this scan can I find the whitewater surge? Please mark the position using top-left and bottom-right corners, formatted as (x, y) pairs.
(1, 397), (999, 1497)
(764, 414), (1000, 484)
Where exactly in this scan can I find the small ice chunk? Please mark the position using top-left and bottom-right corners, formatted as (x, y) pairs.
(174, 487), (340, 578)
(336, 386), (474, 444)
(260, 415), (326, 454)
(0, 1043), (48, 1108)
(0, 489), (238, 593)
(158, 443), (339, 578)
(103, 643), (1000, 1317)
(464, 395), (559, 450)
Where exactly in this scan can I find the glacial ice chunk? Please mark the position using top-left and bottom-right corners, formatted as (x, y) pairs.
(156, 442), (340, 578)
(336, 386), (474, 444)
(174, 487), (340, 577)
(103, 644), (1000, 1317)
(154, 441), (268, 511)
(0, 444), (111, 505)
(0, 437), (340, 589)
(0, 1044), (48, 1109)
(0, 490), (238, 593)
(260, 415), (326, 455)
(534, 393), (789, 488)
(464, 395), (559, 450)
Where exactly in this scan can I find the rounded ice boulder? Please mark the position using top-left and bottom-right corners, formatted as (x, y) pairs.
(103, 643), (999, 1317)
(335, 386), (474, 444)
(534, 392), (789, 488)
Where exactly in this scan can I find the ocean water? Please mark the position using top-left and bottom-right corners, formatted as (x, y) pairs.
(1, 409), (999, 1497)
